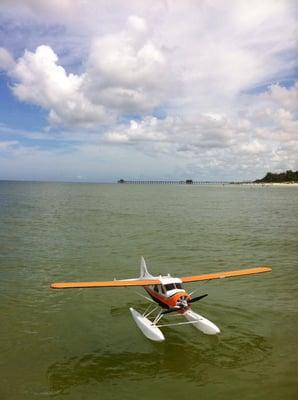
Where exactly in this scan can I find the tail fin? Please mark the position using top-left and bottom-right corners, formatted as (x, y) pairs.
(140, 257), (152, 278)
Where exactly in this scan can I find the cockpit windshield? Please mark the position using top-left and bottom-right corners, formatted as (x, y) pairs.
(164, 283), (183, 291)
(165, 283), (175, 291)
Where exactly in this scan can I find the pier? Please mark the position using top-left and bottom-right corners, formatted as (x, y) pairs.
(117, 179), (242, 185)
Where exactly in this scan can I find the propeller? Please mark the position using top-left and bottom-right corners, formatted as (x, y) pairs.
(161, 293), (208, 315)
(188, 293), (208, 303)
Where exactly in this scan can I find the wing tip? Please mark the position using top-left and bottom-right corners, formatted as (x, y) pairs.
(51, 283), (63, 289)
(257, 265), (272, 273)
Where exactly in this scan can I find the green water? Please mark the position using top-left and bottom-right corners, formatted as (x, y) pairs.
(0, 182), (297, 400)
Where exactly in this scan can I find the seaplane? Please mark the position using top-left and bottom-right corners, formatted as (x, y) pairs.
(51, 258), (272, 342)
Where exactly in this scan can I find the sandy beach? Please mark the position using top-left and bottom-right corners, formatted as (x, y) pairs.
(236, 182), (298, 187)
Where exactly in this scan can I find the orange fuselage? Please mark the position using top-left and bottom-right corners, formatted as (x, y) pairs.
(145, 286), (191, 310)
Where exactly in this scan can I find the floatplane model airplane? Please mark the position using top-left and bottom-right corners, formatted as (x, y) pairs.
(51, 258), (272, 342)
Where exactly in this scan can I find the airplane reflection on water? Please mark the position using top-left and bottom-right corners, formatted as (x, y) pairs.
(47, 331), (271, 393)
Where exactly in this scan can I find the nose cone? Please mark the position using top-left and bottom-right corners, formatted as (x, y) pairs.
(176, 295), (189, 308)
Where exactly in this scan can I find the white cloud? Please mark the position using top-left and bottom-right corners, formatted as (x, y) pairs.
(7, 45), (109, 127)
(260, 83), (298, 112)
(102, 81), (297, 178)
(84, 18), (167, 112)
(2, 15), (167, 125)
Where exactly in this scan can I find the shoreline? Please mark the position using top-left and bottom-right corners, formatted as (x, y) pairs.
(236, 182), (298, 187)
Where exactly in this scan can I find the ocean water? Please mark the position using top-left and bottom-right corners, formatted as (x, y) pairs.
(0, 182), (297, 400)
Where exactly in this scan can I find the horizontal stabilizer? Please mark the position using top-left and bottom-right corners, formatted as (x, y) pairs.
(181, 266), (272, 283)
(51, 278), (160, 289)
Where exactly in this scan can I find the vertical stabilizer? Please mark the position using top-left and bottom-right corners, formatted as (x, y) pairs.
(140, 257), (152, 278)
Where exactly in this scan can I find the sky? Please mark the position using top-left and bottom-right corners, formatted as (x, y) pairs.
(0, 0), (297, 182)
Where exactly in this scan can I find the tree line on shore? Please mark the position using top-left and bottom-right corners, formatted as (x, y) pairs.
(254, 170), (298, 183)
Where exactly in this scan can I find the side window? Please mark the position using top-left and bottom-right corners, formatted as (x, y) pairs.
(175, 283), (182, 289)
(154, 285), (159, 293)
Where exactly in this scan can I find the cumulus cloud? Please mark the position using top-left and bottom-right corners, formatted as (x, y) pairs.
(1, 15), (167, 126)
(85, 18), (167, 112)
(5, 45), (109, 127)
(103, 82), (298, 177)
(104, 113), (234, 149)
(259, 83), (298, 112)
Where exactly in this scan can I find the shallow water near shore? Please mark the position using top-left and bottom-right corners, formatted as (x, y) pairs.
(0, 182), (297, 400)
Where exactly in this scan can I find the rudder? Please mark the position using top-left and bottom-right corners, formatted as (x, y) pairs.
(140, 257), (152, 278)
